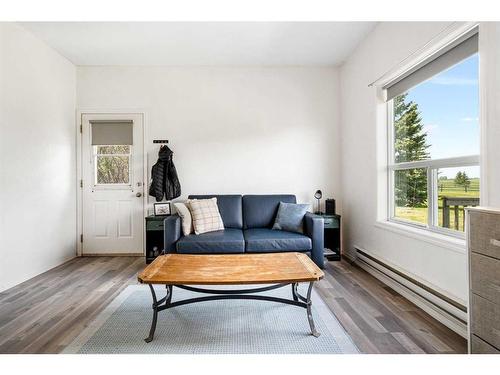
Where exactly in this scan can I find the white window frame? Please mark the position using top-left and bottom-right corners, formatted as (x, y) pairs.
(387, 99), (480, 238)
(92, 144), (133, 189)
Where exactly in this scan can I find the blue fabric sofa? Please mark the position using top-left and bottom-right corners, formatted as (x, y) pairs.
(163, 194), (325, 268)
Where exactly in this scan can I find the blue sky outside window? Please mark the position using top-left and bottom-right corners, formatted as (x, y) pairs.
(403, 54), (479, 177)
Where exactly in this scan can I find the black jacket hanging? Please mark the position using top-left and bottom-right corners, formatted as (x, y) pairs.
(149, 145), (181, 202)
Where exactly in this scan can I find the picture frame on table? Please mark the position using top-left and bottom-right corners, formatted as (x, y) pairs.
(153, 202), (171, 216)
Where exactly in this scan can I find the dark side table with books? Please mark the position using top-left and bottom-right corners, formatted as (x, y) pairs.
(145, 215), (168, 263)
(320, 214), (342, 261)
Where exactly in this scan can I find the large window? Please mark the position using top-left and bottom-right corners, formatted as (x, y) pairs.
(386, 32), (479, 235)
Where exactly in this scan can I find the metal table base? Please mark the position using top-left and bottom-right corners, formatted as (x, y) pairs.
(144, 282), (320, 342)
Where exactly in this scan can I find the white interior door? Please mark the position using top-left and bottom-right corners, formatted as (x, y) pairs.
(81, 113), (144, 255)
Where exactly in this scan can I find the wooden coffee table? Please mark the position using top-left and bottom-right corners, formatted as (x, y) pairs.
(137, 252), (324, 342)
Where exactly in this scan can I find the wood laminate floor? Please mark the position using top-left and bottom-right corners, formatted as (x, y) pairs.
(317, 260), (467, 353)
(0, 256), (467, 354)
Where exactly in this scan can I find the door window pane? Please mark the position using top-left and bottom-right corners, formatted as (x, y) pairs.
(394, 168), (428, 225)
(437, 166), (480, 231)
(96, 156), (130, 184)
(96, 145), (130, 154)
(94, 145), (131, 185)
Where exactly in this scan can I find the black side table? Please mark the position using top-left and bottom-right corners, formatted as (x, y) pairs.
(145, 215), (167, 263)
(320, 214), (341, 261)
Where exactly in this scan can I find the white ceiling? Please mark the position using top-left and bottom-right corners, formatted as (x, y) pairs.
(20, 22), (376, 66)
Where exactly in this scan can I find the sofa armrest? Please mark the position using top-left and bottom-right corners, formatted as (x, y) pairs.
(304, 212), (325, 269)
(164, 214), (182, 254)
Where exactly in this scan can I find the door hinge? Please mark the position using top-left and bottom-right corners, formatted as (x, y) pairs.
(80, 124), (82, 133)
(80, 179), (83, 188)
(80, 234), (83, 243)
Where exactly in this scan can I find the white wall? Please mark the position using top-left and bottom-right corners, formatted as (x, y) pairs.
(77, 67), (341, 210)
(0, 23), (76, 292)
(480, 22), (500, 208)
(338, 22), (473, 302)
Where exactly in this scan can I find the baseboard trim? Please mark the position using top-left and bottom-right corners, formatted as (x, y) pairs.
(352, 247), (468, 338)
(81, 253), (143, 257)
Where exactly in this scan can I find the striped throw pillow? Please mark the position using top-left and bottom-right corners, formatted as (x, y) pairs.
(188, 198), (224, 235)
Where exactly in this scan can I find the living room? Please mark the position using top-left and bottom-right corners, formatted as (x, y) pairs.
(1, 0), (499, 373)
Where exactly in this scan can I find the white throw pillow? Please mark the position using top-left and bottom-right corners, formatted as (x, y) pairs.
(187, 198), (224, 235)
(174, 201), (193, 236)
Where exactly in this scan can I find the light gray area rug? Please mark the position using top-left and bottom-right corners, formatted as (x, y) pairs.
(64, 284), (359, 354)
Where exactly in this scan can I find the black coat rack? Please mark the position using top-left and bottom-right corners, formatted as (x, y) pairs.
(153, 140), (169, 144)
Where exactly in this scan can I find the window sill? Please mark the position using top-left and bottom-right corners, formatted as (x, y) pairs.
(374, 220), (466, 254)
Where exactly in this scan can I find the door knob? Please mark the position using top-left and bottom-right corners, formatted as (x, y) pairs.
(136, 192), (142, 197)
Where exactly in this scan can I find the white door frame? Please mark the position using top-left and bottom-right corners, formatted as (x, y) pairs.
(76, 109), (148, 256)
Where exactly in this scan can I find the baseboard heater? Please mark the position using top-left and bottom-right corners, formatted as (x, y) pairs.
(351, 247), (468, 338)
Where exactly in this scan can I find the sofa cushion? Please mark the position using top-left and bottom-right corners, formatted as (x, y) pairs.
(242, 195), (296, 229)
(176, 228), (245, 254)
(244, 228), (311, 253)
(188, 195), (243, 229)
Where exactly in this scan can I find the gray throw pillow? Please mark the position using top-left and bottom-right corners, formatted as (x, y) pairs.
(272, 202), (310, 234)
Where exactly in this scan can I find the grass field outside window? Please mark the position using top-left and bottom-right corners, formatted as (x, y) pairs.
(395, 177), (479, 232)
